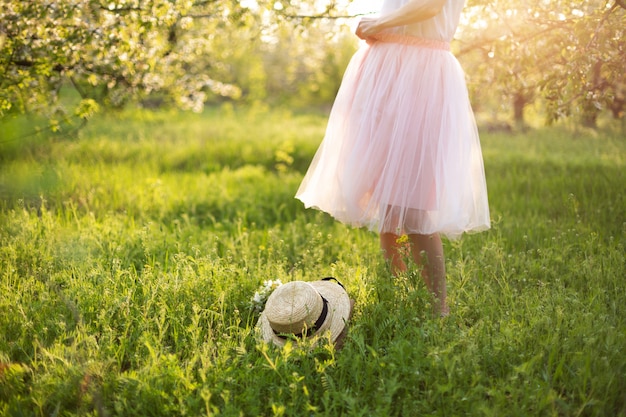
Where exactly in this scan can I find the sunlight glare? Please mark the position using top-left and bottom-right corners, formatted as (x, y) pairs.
(346, 0), (381, 16)
(240, 0), (259, 10)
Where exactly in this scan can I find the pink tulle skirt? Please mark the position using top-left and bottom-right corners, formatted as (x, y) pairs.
(296, 34), (490, 239)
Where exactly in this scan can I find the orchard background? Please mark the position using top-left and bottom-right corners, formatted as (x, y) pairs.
(1, 1), (625, 416)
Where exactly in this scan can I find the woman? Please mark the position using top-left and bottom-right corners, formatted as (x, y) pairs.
(296, 0), (490, 316)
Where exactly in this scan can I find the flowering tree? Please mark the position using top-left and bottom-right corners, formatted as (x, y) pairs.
(0, 0), (351, 126)
(1, 0), (624, 128)
(2, 0), (202, 119)
(459, 0), (626, 127)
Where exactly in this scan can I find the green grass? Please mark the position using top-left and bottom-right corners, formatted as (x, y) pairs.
(1, 107), (625, 416)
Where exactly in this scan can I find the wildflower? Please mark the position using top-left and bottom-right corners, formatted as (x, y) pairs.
(250, 279), (283, 312)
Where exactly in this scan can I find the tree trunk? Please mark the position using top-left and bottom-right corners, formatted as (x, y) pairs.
(581, 106), (599, 128)
(609, 98), (624, 119)
(513, 91), (527, 130)
(581, 61), (603, 129)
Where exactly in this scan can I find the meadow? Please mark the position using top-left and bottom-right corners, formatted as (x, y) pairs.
(0, 106), (625, 416)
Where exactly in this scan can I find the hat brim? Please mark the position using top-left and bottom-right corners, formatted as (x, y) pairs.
(257, 280), (352, 347)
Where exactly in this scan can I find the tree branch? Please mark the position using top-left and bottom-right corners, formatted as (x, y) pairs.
(281, 13), (369, 20)
(70, 76), (87, 99)
(12, 59), (67, 73)
(192, 0), (219, 7)
(97, 5), (143, 13)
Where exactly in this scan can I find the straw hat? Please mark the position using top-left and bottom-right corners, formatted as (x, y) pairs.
(256, 279), (352, 347)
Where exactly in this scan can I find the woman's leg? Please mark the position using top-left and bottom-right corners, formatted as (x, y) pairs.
(380, 232), (449, 316)
(380, 233), (408, 276)
(408, 233), (449, 316)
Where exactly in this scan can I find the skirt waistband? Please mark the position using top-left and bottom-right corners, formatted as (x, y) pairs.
(368, 33), (451, 51)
